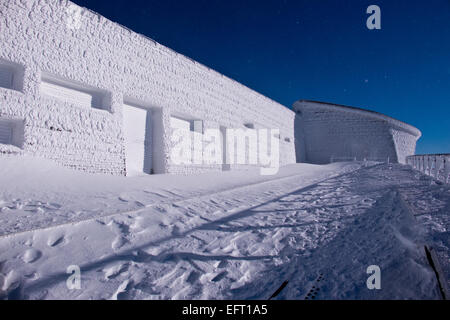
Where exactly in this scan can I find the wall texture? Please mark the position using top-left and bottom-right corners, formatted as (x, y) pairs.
(293, 100), (421, 164)
(0, 0), (296, 175)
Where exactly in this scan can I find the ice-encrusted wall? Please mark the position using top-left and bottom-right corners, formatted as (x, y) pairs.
(0, 0), (296, 175)
(293, 100), (421, 164)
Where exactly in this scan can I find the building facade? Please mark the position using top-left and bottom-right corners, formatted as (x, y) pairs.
(0, 0), (296, 175)
(293, 100), (421, 164)
(0, 1), (420, 176)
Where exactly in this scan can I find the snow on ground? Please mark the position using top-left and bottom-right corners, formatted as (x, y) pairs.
(0, 156), (360, 236)
(0, 156), (448, 300)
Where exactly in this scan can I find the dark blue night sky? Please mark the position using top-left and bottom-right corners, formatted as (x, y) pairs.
(71, 0), (450, 154)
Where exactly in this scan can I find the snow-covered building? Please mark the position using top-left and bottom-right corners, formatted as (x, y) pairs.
(0, 1), (420, 176)
(0, 0), (296, 176)
(293, 100), (421, 164)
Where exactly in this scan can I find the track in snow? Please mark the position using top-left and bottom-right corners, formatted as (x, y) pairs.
(0, 163), (447, 300)
(0, 163), (363, 239)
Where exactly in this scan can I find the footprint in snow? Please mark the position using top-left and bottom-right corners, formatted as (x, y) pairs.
(23, 272), (39, 281)
(215, 260), (228, 269)
(47, 234), (65, 247)
(108, 220), (131, 236)
(48, 203), (62, 209)
(111, 279), (133, 300)
(171, 225), (181, 236)
(154, 205), (168, 213)
(186, 271), (201, 284)
(24, 206), (45, 213)
(0, 270), (22, 299)
(134, 201), (145, 207)
(211, 271), (228, 282)
(104, 263), (130, 280)
(112, 236), (128, 250)
(22, 249), (42, 263)
(304, 273), (324, 300)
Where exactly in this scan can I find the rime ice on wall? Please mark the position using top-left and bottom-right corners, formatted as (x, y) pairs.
(0, 1), (421, 175)
(390, 129), (420, 164)
(293, 101), (421, 164)
(0, 0), (296, 175)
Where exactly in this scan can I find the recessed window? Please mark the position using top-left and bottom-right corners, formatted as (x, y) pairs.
(0, 121), (12, 145)
(191, 120), (203, 133)
(244, 123), (255, 129)
(0, 118), (24, 148)
(284, 137), (291, 143)
(40, 73), (109, 111)
(0, 60), (23, 91)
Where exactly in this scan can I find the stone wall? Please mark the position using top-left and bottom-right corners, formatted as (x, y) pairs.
(0, 0), (296, 175)
(293, 100), (421, 164)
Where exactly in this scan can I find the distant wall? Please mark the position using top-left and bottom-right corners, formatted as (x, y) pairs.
(0, 0), (296, 175)
(293, 101), (421, 164)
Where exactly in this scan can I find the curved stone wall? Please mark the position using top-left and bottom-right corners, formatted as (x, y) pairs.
(293, 100), (421, 164)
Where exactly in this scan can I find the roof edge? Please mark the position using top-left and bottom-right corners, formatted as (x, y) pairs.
(67, 1), (291, 114)
(293, 100), (422, 138)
